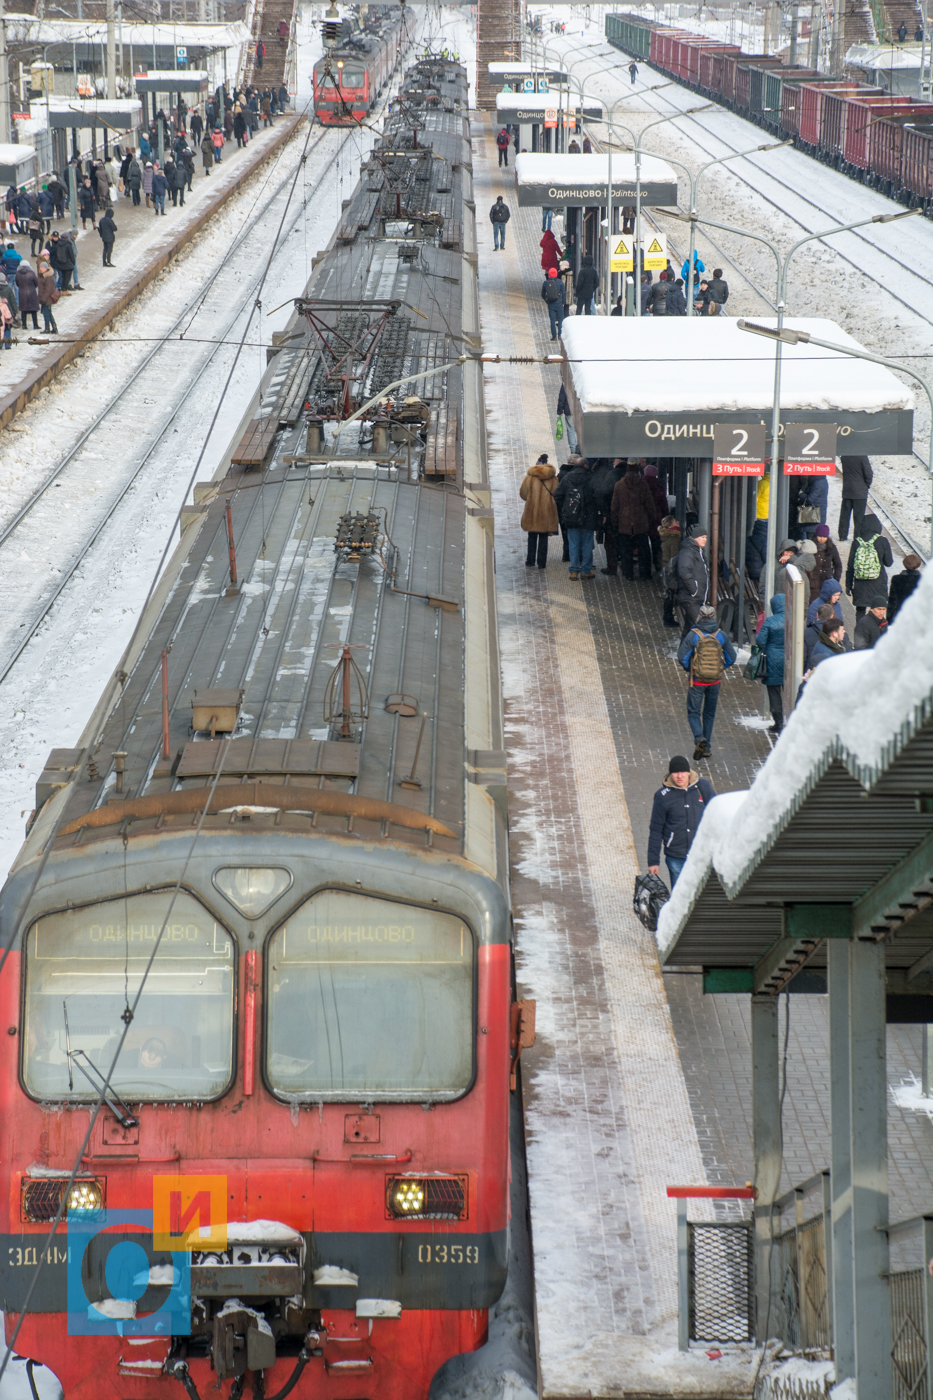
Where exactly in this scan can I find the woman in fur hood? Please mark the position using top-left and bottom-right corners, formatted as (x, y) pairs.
(520, 454), (559, 569)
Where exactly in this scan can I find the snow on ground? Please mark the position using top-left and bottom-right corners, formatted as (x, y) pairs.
(526, 10), (933, 549)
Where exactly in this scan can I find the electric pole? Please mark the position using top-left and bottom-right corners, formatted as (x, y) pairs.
(0, 0), (9, 147)
(107, 0), (117, 98)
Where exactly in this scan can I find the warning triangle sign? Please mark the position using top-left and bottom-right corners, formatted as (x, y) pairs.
(647, 238), (663, 254)
(613, 236), (631, 254)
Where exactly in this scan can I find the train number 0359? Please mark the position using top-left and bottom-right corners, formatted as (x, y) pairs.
(417, 1244), (479, 1264)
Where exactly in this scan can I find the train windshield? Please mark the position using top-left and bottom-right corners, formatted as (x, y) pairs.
(266, 891), (473, 1100)
(23, 892), (235, 1101)
(338, 68), (365, 86)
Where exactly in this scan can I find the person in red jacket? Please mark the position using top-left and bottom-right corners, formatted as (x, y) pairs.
(540, 229), (560, 274)
(496, 128), (511, 167)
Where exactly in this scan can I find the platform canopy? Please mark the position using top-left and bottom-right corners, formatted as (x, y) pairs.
(487, 61), (568, 84)
(559, 316), (913, 456)
(0, 144), (36, 185)
(495, 93), (603, 124)
(514, 150), (678, 207)
(654, 574), (933, 1002)
(133, 70), (210, 94)
(42, 97), (142, 129)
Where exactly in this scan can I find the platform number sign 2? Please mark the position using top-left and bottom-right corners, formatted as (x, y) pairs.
(783, 423), (837, 475)
(712, 423), (766, 476)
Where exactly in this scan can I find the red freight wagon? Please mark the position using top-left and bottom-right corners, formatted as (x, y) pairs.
(798, 81), (862, 148)
(670, 37), (709, 81)
(902, 123), (933, 202)
(652, 29), (688, 70)
(780, 75), (849, 136)
(722, 52), (771, 104)
(820, 89), (889, 162)
(870, 111), (933, 190)
(705, 49), (736, 94)
(845, 98), (933, 170)
(686, 40), (735, 85)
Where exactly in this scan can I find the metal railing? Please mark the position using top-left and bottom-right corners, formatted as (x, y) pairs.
(670, 1185), (756, 1348)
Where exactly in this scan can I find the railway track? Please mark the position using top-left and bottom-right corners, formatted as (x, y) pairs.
(0, 34), (423, 694)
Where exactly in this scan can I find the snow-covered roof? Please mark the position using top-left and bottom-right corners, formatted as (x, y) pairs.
(133, 70), (210, 92)
(0, 145), (35, 167)
(42, 98), (143, 129)
(561, 317), (913, 415)
(514, 151), (678, 207)
(658, 565), (933, 967)
(496, 92), (603, 116)
(2, 17), (246, 46)
(846, 42), (923, 68)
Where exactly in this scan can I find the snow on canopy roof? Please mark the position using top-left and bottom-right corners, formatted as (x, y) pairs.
(45, 98), (142, 113)
(561, 317), (913, 415)
(658, 569), (933, 960)
(496, 93), (603, 114)
(515, 150), (676, 186)
(846, 42), (924, 67)
(0, 145), (35, 165)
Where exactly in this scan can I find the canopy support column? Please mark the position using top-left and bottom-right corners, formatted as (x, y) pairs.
(829, 938), (855, 1383)
(751, 993), (781, 1344)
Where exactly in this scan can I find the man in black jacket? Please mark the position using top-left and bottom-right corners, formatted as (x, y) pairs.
(98, 208), (117, 266)
(645, 277), (670, 315)
(854, 596), (889, 649)
(647, 755), (716, 886)
(489, 195), (510, 250)
(591, 458), (625, 575)
(707, 269), (729, 304)
(574, 254), (599, 315)
(48, 231), (76, 291)
(554, 458), (599, 580)
(838, 455), (873, 540)
(671, 526), (709, 636)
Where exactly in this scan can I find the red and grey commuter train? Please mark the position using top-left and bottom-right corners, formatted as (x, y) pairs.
(0, 57), (522, 1400)
(313, 6), (418, 124)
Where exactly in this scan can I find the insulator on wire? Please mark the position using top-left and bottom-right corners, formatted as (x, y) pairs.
(322, 0), (340, 47)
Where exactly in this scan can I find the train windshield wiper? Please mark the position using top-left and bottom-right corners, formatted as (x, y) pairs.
(63, 1004), (139, 1128)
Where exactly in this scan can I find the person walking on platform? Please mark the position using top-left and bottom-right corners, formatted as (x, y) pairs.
(191, 110), (204, 146)
(255, 37), (265, 70)
(679, 604), (736, 760)
(181, 146), (195, 193)
(643, 463), (668, 570)
(47, 173), (66, 219)
(151, 165), (168, 216)
(670, 525), (709, 637)
(809, 525), (842, 601)
(554, 456), (598, 580)
(47, 232), (75, 292)
(126, 154), (142, 205)
(574, 254), (599, 315)
(201, 133), (215, 176)
(496, 128), (511, 167)
(489, 195), (510, 250)
(142, 161), (154, 207)
(0, 276), (14, 348)
(628, 60), (639, 84)
(540, 229), (561, 274)
(838, 455), (872, 540)
(659, 514), (682, 626)
(557, 383), (578, 454)
(611, 460), (656, 580)
(647, 755), (715, 887)
(887, 554), (922, 622)
(541, 268), (565, 340)
(520, 454), (559, 569)
(707, 268), (729, 305)
(846, 513), (892, 619)
(755, 594), (786, 735)
(212, 127), (226, 164)
(78, 177), (97, 230)
(15, 260), (39, 331)
(36, 260), (58, 334)
(98, 207), (117, 267)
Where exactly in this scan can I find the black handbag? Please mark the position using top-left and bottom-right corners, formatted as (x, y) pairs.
(744, 644), (767, 682)
(633, 872), (671, 932)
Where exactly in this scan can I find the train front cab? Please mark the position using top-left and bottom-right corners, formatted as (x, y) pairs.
(0, 826), (512, 1400)
(314, 63), (371, 124)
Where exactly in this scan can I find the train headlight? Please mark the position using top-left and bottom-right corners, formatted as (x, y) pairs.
(386, 1176), (467, 1220)
(67, 1180), (104, 1214)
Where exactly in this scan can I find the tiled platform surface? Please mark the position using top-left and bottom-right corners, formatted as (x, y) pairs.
(473, 115), (933, 1398)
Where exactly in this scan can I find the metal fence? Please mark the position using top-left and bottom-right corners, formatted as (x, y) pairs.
(774, 1214), (831, 1353)
(891, 1268), (929, 1400)
(688, 1221), (755, 1344)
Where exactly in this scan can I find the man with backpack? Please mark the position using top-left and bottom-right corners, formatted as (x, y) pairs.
(541, 267), (565, 339)
(664, 526), (709, 636)
(845, 512), (893, 619)
(489, 194), (510, 250)
(496, 128), (511, 167)
(554, 457), (599, 580)
(647, 755), (716, 887)
(677, 604), (736, 760)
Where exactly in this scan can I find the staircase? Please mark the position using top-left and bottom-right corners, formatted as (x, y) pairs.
(241, 0), (296, 92)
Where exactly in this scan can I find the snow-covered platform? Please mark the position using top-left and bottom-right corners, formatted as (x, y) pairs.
(0, 112), (304, 432)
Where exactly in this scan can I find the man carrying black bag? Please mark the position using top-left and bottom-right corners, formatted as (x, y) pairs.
(646, 755), (716, 887)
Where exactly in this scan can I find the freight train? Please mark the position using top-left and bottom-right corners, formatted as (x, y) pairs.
(313, 5), (418, 123)
(606, 11), (933, 211)
(0, 55), (524, 1400)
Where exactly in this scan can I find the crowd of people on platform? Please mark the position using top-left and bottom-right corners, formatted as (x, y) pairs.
(0, 80), (288, 348)
(519, 445), (924, 882)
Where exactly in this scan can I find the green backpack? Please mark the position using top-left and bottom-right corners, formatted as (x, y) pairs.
(853, 534), (881, 581)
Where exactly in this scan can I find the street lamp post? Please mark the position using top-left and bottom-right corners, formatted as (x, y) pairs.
(737, 318), (933, 547)
(659, 205), (921, 609)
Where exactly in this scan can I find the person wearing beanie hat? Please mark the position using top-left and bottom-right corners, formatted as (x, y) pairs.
(541, 263), (566, 341)
(809, 524), (842, 600)
(887, 553), (923, 622)
(677, 603), (737, 760)
(670, 525), (709, 637)
(854, 594), (889, 650)
(647, 755), (716, 887)
(762, 538), (797, 595)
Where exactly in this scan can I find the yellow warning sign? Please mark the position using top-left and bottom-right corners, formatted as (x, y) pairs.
(610, 234), (633, 273)
(643, 233), (667, 271)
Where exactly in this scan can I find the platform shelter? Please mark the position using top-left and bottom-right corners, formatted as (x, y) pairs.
(0, 144), (37, 189)
(495, 92), (603, 154)
(657, 579), (933, 1399)
(559, 316), (913, 638)
(41, 97), (143, 166)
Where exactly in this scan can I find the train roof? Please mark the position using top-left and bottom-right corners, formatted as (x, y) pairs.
(24, 64), (502, 887)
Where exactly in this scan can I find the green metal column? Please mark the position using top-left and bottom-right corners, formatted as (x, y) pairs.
(828, 938), (854, 1382)
(752, 994), (781, 1344)
(849, 937), (892, 1400)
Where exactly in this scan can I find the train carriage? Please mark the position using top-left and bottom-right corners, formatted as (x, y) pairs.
(313, 7), (417, 125)
(0, 59), (517, 1400)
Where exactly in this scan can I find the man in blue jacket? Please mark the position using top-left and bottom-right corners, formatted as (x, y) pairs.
(677, 604), (736, 760)
(647, 755), (716, 886)
(755, 594), (785, 734)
